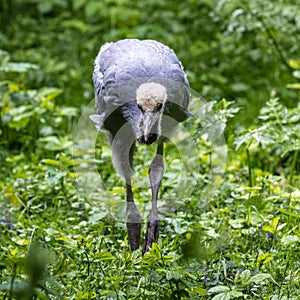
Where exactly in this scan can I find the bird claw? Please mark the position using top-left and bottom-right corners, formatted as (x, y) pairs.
(142, 218), (160, 255)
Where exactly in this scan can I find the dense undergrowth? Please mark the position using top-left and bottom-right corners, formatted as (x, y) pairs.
(1, 0), (300, 299)
(1, 52), (299, 299)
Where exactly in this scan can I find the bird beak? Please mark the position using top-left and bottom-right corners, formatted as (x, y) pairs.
(143, 111), (158, 142)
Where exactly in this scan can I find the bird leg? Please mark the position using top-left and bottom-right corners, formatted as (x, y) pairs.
(142, 141), (164, 254)
(126, 178), (142, 251)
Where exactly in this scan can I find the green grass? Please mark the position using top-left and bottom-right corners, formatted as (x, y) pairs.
(1, 57), (299, 299)
(1, 2), (300, 296)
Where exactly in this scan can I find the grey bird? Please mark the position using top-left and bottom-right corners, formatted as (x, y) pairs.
(90, 39), (190, 254)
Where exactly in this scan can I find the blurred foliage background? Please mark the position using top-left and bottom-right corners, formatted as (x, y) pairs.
(1, 0), (299, 125)
(1, 0), (300, 299)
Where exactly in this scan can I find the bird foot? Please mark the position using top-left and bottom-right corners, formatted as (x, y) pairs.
(126, 222), (141, 251)
(142, 217), (160, 255)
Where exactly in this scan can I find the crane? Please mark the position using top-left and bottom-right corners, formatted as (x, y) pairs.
(90, 39), (190, 254)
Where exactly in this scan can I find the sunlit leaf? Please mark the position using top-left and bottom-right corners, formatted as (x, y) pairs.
(193, 286), (208, 295)
(262, 225), (274, 234)
(287, 83), (300, 89)
(60, 106), (78, 117)
(281, 235), (299, 246)
(289, 59), (300, 69)
(247, 273), (274, 284)
(0, 62), (38, 73)
(93, 252), (114, 260)
(41, 159), (60, 166)
(208, 286), (230, 293)
(166, 270), (181, 281)
(257, 253), (273, 266)
(277, 208), (300, 219)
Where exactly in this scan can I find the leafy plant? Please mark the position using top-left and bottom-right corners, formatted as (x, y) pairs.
(1, 1), (300, 299)
(234, 97), (300, 187)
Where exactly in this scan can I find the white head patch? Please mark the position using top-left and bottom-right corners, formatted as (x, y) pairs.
(136, 82), (167, 111)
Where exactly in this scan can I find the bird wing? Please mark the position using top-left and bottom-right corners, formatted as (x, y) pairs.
(92, 39), (190, 130)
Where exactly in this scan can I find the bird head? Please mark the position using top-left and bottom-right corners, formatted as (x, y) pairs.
(136, 82), (167, 144)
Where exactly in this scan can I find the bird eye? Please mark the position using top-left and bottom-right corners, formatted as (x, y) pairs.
(157, 103), (163, 111)
(137, 104), (144, 112)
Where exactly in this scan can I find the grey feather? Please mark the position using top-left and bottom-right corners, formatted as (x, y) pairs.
(89, 114), (105, 130)
(92, 39), (190, 133)
(90, 39), (190, 252)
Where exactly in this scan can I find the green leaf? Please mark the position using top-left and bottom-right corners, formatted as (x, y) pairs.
(281, 235), (299, 246)
(193, 286), (208, 295)
(229, 218), (245, 229)
(287, 83), (300, 89)
(142, 243), (161, 265)
(61, 20), (94, 33)
(247, 273), (272, 284)
(271, 216), (280, 230)
(208, 286), (230, 294)
(84, 0), (102, 18)
(234, 132), (251, 150)
(262, 225), (275, 234)
(230, 82), (250, 92)
(41, 159), (60, 166)
(229, 290), (244, 298)
(0, 62), (38, 73)
(4, 105), (34, 128)
(73, 0), (87, 10)
(239, 269), (251, 283)
(46, 171), (66, 185)
(209, 287), (244, 300)
(60, 106), (78, 117)
(37, 1), (54, 14)
(39, 136), (73, 151)
(166, 270), (181, 281)
(257, 253), (273, 266)
(93, 252), (114, 260)
(277, 208), (300, 219)
(211, 293), (231, 300)
(88, 212), (107, 223)
(36, 87), (63, 105)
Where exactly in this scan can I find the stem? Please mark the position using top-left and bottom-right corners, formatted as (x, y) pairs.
(289, 150), (298, 187)
(246, 147), (253, 187)
(84, 251), (90, 276)
(9, 263), (17, 300)
(259, 18), (292, 71)
(168, 281), (174, 296)
(0, 105), (3, 134)
(114, 288), (119, 300)
(175, 282), (181, 299)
